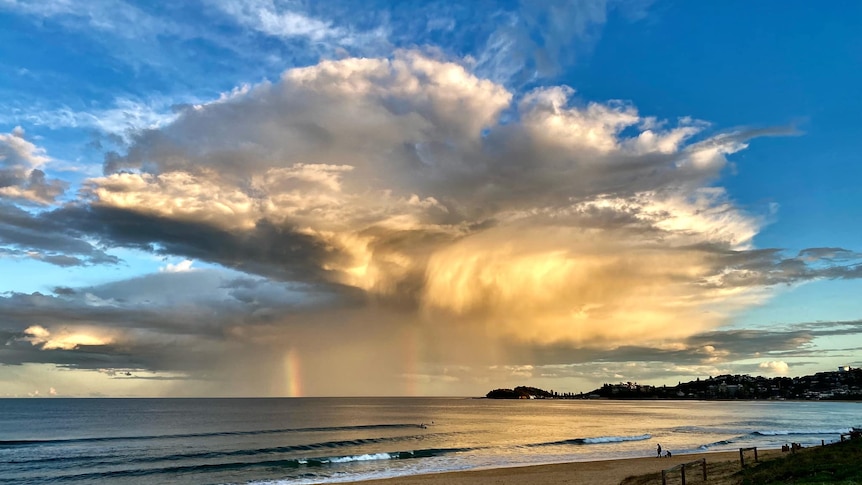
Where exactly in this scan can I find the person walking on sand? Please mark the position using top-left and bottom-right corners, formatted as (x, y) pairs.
(657, 443), (662, 457)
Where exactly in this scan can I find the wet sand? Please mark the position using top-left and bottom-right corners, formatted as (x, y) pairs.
(346, 449), (782, 485)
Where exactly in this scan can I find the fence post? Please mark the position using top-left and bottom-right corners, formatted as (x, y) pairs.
(680, 463), (686, 485)
(739, 448), (745, 467)
(702, 458), (707, 480)
(661, 469), (667, 485)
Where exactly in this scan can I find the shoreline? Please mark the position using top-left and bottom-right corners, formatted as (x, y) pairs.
(343, 449), (783, 485)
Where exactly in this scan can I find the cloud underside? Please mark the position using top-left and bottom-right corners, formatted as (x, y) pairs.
(0, 128), (66, 204)
(2, 52), (861, 395)
(2, 285), (860, 393)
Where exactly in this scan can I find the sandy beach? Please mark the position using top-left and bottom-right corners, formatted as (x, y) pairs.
(347, 449), (784, 485)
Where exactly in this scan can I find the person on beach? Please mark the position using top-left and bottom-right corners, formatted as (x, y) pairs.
(657, 443), (662, 457)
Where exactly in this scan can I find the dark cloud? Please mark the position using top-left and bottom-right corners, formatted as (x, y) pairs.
(0, 275), (299, 379)
(791, 319), (862, 337)
(48, 205), (347, 284)
(52, 286), (77, 296)
(0, 202), (119, 266)
(798, 247), (861, 262)
(688, 328), (811, 351)
(460, 321), (862, 387)
(697, 245), (862, 288)
(494, 321), (862, 370)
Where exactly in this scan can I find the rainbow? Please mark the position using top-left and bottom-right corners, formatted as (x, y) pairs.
(283, 348), (303, 397)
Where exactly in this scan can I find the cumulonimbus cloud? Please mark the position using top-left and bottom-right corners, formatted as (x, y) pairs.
(76, 51), (805, 349)
(3, 51), (859, 396)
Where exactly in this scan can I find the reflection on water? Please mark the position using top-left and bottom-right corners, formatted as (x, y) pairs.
(0, 398), (858, 484)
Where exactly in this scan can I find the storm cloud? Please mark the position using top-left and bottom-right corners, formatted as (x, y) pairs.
(1, 52), (860, 396)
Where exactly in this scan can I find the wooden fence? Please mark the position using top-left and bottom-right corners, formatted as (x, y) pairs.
(661, 458), (706, 485)
(739, 447), (758, 467)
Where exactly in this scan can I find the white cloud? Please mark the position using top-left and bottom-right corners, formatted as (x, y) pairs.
(87, 171), (258, 231)
(23, 325), (115, 350)
(161, 259), (195, 273)
(214, 0), (343, 41)
(0, 126), (49, 167)
(0, 126), (66, 203)
(519, 87), (640, 153)
(759, 360), (790, 375)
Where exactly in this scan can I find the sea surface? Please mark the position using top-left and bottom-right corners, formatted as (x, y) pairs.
(1, 398), (859, 484)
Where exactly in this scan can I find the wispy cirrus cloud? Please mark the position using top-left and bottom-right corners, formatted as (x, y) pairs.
(1, 0), (651, 147)
(0, 98), (184, 137)
(213, 0), (345, 42)
(0, 0), (164, 37)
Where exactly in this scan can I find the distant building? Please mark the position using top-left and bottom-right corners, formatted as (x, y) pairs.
(838, 366), (851, 372)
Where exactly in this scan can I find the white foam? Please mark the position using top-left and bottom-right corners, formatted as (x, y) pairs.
(328, 453), (394, 463)
(582, 433), (651, 444)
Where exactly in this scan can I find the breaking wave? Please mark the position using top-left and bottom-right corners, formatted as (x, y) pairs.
(698, 437), (742, 450)
(10, 447), (473, 482)
(530, 433), (652, 447)
(698, 428), (853, 450)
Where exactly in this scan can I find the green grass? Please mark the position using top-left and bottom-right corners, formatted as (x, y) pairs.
(739, 438), (862, 484)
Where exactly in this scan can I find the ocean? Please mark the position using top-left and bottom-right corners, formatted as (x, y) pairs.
(1, 398), (859, 484)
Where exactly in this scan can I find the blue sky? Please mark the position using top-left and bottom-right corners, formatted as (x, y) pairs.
(1, 0), (860, 397)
